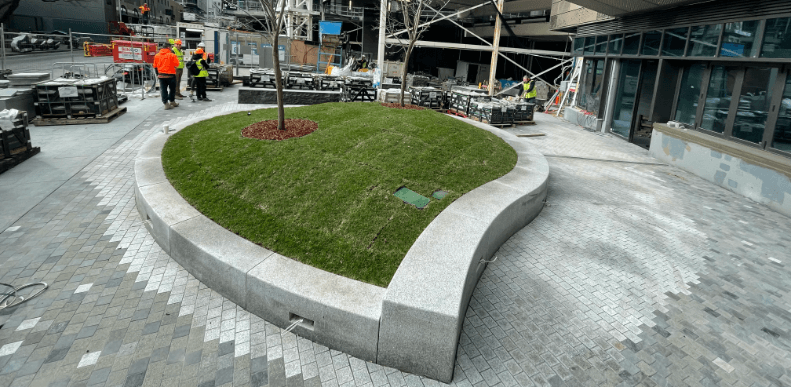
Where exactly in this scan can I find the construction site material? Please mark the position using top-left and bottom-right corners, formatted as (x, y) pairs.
(112, 40), (158, 64)
(33, 78), (119, 119)
(1, 110), (40, 174)
(378, 89), (410, 103)
(245, 69), (280, 89)
(31, 107), (126, 126)
(0, 89), (35, 117)
(8, 73), (49, 87)
(410, 86), (442, 110)
(287, 71), (317, 90)
(449, 87), (488, 117)
(471, 100), (514, 127)
(238, 88), (341, 105)
(0, 81), (9, 89)
(83, 42), (113, 57)
(341, 84), (376, 102)
(316, 75), (343, 91)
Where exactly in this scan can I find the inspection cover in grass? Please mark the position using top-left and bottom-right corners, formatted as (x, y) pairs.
(432, 190), (449, 200)
(394, 187), (430, 209)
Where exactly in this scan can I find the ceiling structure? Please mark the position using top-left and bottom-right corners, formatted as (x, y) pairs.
(563, 0), (715, 17)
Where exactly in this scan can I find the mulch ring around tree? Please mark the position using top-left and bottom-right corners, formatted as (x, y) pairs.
(241, 119), (318, 141)
(380, 103), (426, 110)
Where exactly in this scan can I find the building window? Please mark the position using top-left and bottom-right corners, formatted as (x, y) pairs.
(576, 59), (605, 113)
(623, 32), (640, 55)
(732, 67), (778, 143)
(583, 36), (595, 55)
(641, 31), (661, 56)
(773, 75), (791, 152)
(700, 66), (738, 134)
(674, 64), (706, 126)
(608, 34), (623, 55)
(761, 17), (791, 58)
(688, 24), (721, 57)
(595, 36), (607, 54)
(720, 21), (760, 58)
(573, 37), (584, 56)
(662, 27), (688, 57)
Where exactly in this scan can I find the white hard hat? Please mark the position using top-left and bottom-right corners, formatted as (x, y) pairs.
(197, 42), (206, 48)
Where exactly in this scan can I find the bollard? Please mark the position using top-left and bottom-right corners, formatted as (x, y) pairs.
(163, 124), (169, 134)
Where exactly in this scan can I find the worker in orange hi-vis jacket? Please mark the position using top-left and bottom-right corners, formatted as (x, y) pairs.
(139, 3), (151, 24)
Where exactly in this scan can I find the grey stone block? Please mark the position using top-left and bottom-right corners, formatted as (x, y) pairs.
(246, 253), (384, 362)
(137, 182), (201, 255)
(238, 88), (341, 105)
(137, 134), (169, 160)
(134, 158), (167, 189)
(169, 216), (274, 309)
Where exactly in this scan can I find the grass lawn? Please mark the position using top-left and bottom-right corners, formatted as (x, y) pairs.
(162, 102), (517, 287)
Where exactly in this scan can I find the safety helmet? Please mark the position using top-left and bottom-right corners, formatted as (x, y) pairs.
(197, 42), (206, 48)
(175, 39), (182, 45)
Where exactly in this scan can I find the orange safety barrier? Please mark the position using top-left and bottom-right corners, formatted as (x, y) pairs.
(83, 42), (113, 57)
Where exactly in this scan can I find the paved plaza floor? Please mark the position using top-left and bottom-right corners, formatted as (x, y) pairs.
(0, 91), (789, 387)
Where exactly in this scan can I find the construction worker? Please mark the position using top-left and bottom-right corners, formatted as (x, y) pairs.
(153, 41), (180, 110)
(197, 42), (208, 61)
(169, 38), (185, 99)
(522, 75), (537, 104)
(360, 55), (368, 70)
(192, 49), (212, 102)
(139, 3), (151, 25)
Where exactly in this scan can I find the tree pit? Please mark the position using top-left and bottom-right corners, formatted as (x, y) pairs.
(242, 119), (318, 141)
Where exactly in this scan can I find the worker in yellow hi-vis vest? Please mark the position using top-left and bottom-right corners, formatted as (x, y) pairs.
(522, 75), (537, 104)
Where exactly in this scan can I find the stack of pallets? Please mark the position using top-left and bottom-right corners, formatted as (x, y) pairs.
(1, 111), (40, 173)
(32, 78), (125, 125)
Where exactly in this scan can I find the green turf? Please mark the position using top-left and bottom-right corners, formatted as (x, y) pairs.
(161, 102), (517, 287)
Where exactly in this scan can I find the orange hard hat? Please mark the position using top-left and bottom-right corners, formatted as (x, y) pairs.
(195, 48), (204, 54)
(175, 39), (182, 45)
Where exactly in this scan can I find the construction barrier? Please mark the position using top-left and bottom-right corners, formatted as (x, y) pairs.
(83, 42), (113, 57)
(112, 41), (158, 64)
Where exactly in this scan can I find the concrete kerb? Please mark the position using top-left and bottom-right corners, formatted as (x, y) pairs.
(133, 109), (549, 382)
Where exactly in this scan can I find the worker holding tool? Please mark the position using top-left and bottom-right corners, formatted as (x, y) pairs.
(153, 41), (180, 110)
(192, 49), (212, 102)
(522, 75), (537, 104)
(169, 38), (185, 100)
(139, 3), (151, 24)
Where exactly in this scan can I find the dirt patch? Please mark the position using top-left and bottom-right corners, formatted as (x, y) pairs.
(380, 103), (426, 111)
(241, 119), (318, 141)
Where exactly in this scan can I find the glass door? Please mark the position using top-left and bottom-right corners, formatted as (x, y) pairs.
(699, 66), (738, 134)
(610, 60), (641, 139)
(633, 60), (658, 148)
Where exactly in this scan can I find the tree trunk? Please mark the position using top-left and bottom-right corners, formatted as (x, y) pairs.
(399, 41), (415, 107)
(272, 34), (286, 131)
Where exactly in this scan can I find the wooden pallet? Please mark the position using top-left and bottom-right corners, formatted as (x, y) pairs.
(0, 147), (40, 174)
(448, 109), (469, 118)
(481, 120), (513, 128)
(32, 107), (127, 126)
(514, 120), (536, 126)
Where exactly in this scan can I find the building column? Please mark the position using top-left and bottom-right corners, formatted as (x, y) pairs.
(377, 0), (386, 67)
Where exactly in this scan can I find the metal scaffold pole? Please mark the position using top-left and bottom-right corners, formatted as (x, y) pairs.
(1, 24), (6, 73)
(69, 28), (74, 64)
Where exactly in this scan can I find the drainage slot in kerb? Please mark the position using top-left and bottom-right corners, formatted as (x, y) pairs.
(287, 313), (315, 331)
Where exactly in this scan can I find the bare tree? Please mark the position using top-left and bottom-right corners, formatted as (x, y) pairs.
(226, 0), (289, 130)
(385, 0), (449, 106)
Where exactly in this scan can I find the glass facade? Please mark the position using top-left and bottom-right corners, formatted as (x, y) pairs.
(595, 36), (608, 54)
(609, 34), (623, 55)
(642, 31), (662, 56)
(732, 67), (777, 143)
(623, 32), (641, 55)
(689, 24), (721, 57)
(701, 66), (737, 134)
(662, 27), (688, 56)
(573, 15), (791, 157)
(762, 17), (791, 58)
(611, 60), (641, 139)
(773, 75), (791, 152)
(576, 59), (605, 113)
(720, 21), (760, 58)
(674, 64), (706, 126)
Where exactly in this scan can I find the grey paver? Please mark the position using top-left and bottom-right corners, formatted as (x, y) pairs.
(0, 94), (788, 387)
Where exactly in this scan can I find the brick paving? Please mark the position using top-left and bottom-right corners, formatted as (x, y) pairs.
(0, 97), (789, 387)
